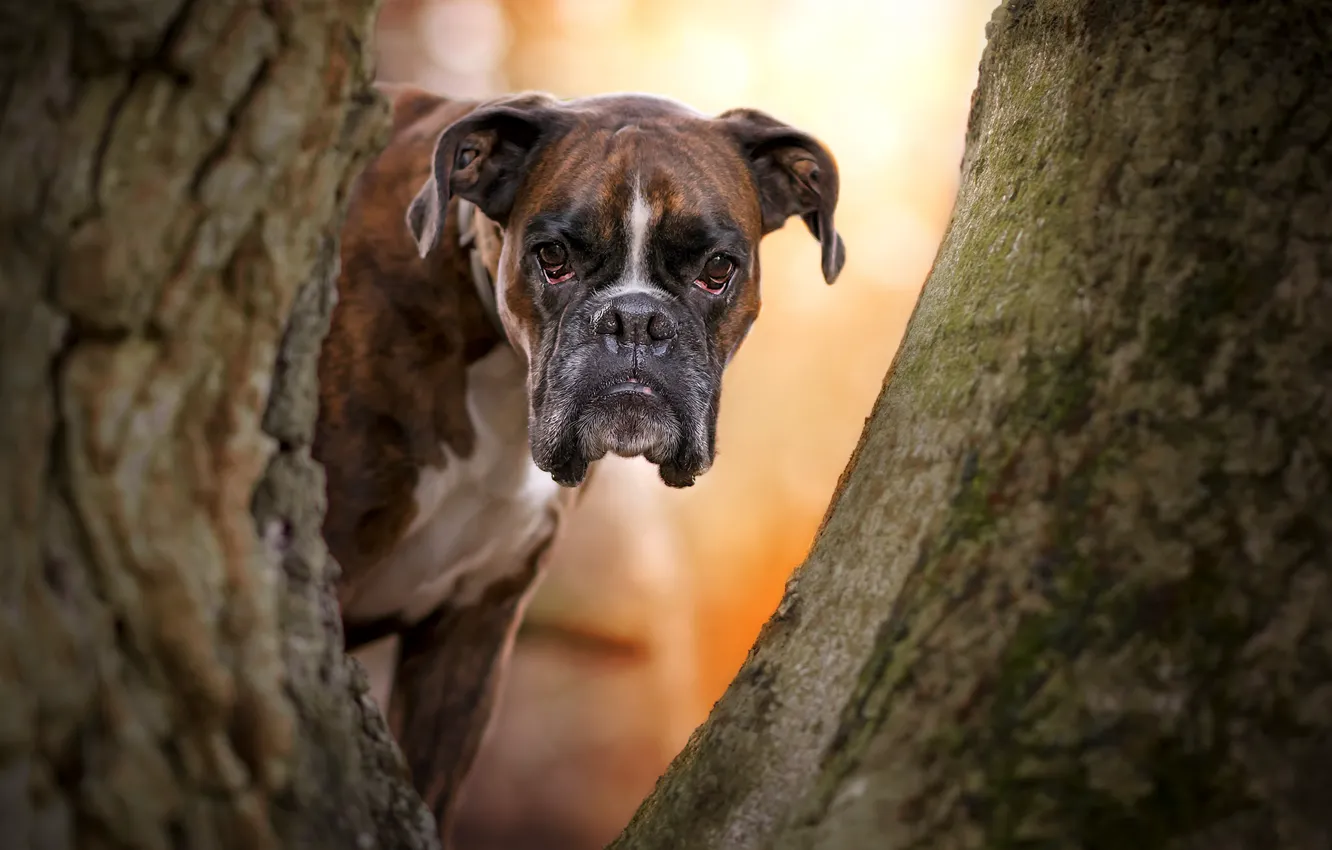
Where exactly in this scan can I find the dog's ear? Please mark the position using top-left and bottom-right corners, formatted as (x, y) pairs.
(407, 95), (566, 258)
(718, 108), (846, 284)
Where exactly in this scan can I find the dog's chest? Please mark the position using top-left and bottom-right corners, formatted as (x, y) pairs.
(342, 345), (562, 625)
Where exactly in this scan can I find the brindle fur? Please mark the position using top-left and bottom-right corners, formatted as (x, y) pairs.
(314, 83), (844, 847)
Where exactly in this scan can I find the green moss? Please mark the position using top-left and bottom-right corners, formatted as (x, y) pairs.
(791, 13), (1115, 815)
(977, 507), (1262, 849)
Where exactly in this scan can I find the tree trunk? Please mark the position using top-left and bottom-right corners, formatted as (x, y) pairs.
(0, 2), (439, 848)
(612, 1), (1332, 848)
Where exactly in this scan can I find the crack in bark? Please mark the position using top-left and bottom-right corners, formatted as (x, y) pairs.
(187, 53), (272, 200)
(83, 0), (201, 222)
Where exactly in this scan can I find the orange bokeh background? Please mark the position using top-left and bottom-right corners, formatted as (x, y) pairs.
(370, 2), (998, 846)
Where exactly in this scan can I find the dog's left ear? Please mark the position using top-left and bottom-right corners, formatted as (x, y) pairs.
(407, 94), (567, 258)
(718, 108), (846, 284)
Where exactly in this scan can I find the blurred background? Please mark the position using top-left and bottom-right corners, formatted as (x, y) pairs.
(372, 1), (998, 847)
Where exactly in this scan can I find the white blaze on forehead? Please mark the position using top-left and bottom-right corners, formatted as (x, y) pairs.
(628, 180), (652, 277)
(602, 178), (659, 300)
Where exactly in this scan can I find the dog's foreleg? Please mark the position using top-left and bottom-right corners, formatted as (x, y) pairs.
(386, 555), (544, 848)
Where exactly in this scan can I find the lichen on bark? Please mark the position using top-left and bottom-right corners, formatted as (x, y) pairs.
(0, 1), (438, 848)
(613, 1), (1332, 849)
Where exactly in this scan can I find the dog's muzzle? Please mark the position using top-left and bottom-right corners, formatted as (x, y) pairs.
(529, 289), (719, 489)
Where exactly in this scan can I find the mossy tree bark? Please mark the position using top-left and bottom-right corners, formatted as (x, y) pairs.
(0, 2), (438, 848)
(612, 1), (1332, 848)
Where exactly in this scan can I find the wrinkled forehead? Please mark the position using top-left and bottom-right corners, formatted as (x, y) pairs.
(514, 99), (762, 239)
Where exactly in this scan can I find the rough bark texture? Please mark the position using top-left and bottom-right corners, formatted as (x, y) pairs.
(0, 2), (438, 848)
(612, 1), (1332, 848)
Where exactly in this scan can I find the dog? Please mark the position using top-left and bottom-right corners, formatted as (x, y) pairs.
(312, 83), (844, 844)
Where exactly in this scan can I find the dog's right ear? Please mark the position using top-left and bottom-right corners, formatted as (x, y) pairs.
(407, 95), (567, 258)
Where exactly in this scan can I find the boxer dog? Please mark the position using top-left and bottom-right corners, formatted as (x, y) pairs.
(313, 84), (844, 844)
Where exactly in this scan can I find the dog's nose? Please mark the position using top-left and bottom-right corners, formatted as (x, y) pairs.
(594, 293), (678, 346)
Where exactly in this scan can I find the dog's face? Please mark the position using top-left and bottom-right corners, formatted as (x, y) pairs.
(407, 93), (845, 488)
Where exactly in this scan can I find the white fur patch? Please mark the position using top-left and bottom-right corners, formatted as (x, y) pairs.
(340, 345), (562, 625)
(628, 182), (651, 276)
(600, 180), (659, 300)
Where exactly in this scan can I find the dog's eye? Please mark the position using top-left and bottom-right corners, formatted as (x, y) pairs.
(696, 254), (736, 294)
(536, 242), (574, 284)
(456, 145), (479, 169)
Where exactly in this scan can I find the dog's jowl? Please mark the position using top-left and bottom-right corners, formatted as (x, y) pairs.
(312, 84), (845, 843)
